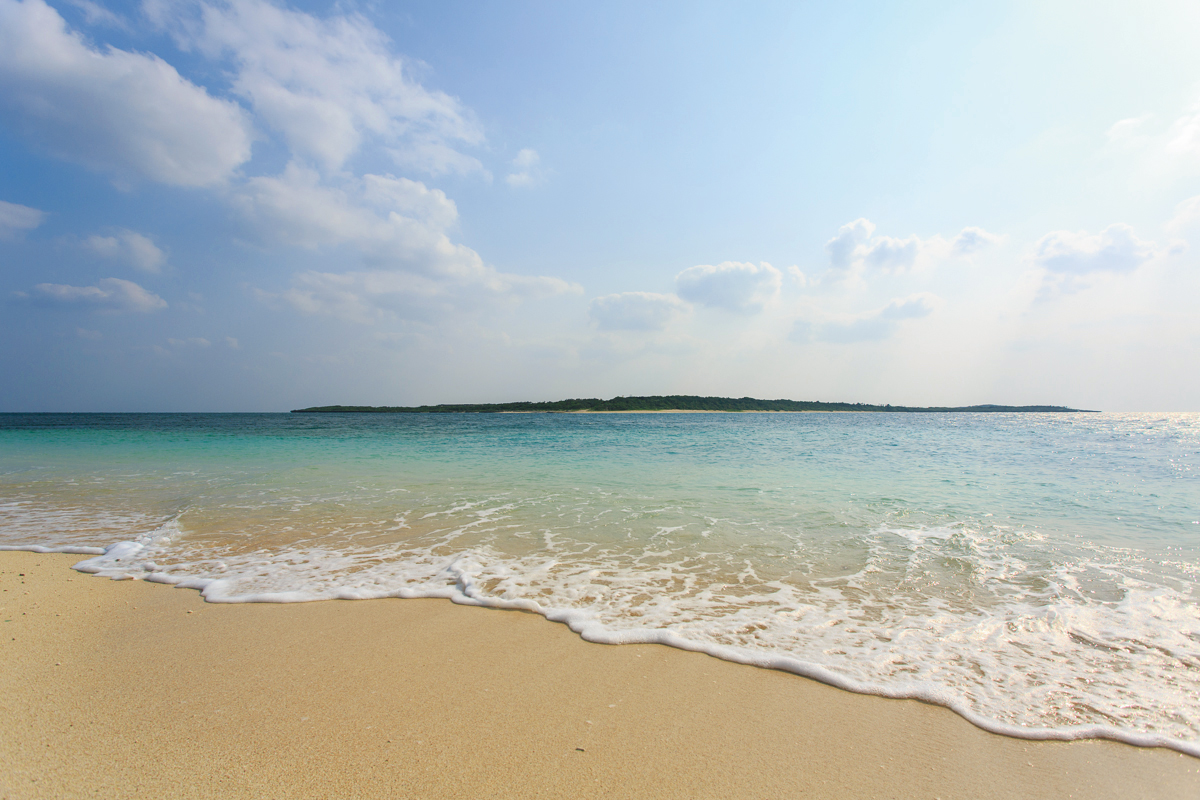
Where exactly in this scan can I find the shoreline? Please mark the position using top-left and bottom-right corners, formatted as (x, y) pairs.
(563, 409), (857, 413)
(2, 551), (1197, 799)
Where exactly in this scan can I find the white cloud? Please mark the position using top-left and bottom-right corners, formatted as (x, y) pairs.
(234, 163), (455, 253)
(76, 327), (101, 339)
(0, 199), (45, 239)
(168, 336), (210, 346)
(506, 148), (540, 187)
(862, 234), (921, 271)
(1106, 114), (1151, 145)
(0, 0), (253, 186)
(63, 0), (125, 27)
(1102, 100), (1200, 179)
(675, 261), (781, 314)
(1031, 224), (1165, 274)
(275, 266), (577, 325)
(588, 292), (688, 331)
(793, 293), (938, 344)
(825, 218), (874, 269)
(1166, 195), (1200, 234)
(84, 229), (166, 272)
(951, 226), (1003, 255)
(165, 0), (483, 174)
(30, 277), (167, 312)
(878, 293), (938, 321)
(823, 218), (1000, 282)
(239, 163), (576, 318)
(512, 148), (539, 169)
(224, 336), (240, 348)
(361, 173), (458, 231)
(1164, 103), (1200, 159)
(278, 270), (378, 323)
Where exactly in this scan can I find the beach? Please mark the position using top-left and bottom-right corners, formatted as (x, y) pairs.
(4, 0), (1198, 793)
(2, 552), (1196, 799)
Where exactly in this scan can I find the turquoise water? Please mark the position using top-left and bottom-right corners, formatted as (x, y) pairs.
(1, 412), (1198, 754)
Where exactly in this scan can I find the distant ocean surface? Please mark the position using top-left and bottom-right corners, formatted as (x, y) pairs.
(2, 412), (1198, 754)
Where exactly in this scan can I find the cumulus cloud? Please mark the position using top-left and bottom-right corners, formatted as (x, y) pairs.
(172, 2), (566, 322)
(168, 336), (210, 346)
(588, 292), (688, 331)
(1031, 224), (1167, 274)
(506, 148), (540, 187)
(2, 1), (571, 329)
(825, 218), (875, 269)
(0, 0), (253, 186)
(232, 163), (451, 250)
(29, 277), (167, 312)
(862, 234), (922, 271)
(160, 0), (483, 174)
(1, 0), (486, 182)
(84, 229), (166, 272)
(0, 199), (45, 239)
(793, 293), (938, 344)
(823, 218), (1000, 281)
(675, 261), (781, 314)
(951, 226), (1003, 255)
(238, 163), (576, 319)
(361, 173), (458, 231)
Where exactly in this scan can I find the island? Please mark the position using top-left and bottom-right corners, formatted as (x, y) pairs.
(291, 396), (1091, 413)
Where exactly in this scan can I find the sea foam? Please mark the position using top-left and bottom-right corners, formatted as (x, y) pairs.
(60, 512), (1200, 758)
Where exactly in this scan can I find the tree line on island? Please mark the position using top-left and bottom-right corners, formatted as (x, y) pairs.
(292, 396), (1090, 413)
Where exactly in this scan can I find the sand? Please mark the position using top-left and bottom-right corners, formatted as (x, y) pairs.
(1, 551), (1196, 799)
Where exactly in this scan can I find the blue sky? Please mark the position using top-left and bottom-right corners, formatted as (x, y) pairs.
(2, 0), (1199, 411)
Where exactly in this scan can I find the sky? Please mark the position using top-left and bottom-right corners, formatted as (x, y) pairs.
(2, 0), (1199, 411)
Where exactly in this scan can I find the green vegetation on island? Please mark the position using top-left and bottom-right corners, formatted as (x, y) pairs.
(291, 396), (1091, 413)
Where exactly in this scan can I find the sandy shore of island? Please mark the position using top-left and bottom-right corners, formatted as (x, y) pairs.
(501, 409), (859, 413)
(2, 551), (1197, 800)
(562, 409), (854, 413)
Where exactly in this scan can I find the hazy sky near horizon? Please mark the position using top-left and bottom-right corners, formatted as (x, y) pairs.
(2, 0), (1199, 411)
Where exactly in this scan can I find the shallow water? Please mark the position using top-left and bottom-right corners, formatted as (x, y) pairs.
(1, 411), (1197, 753)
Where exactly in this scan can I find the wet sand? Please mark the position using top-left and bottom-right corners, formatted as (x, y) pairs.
(1, 551), (1196, 799)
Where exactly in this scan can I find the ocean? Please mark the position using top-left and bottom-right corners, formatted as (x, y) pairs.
(1, 411), (1197, 755)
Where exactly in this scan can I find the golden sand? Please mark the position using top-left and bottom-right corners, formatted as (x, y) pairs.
(2, 551), (1196, 799)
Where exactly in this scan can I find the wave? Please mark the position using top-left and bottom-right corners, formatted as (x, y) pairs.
(12, 515), (1192, 760)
